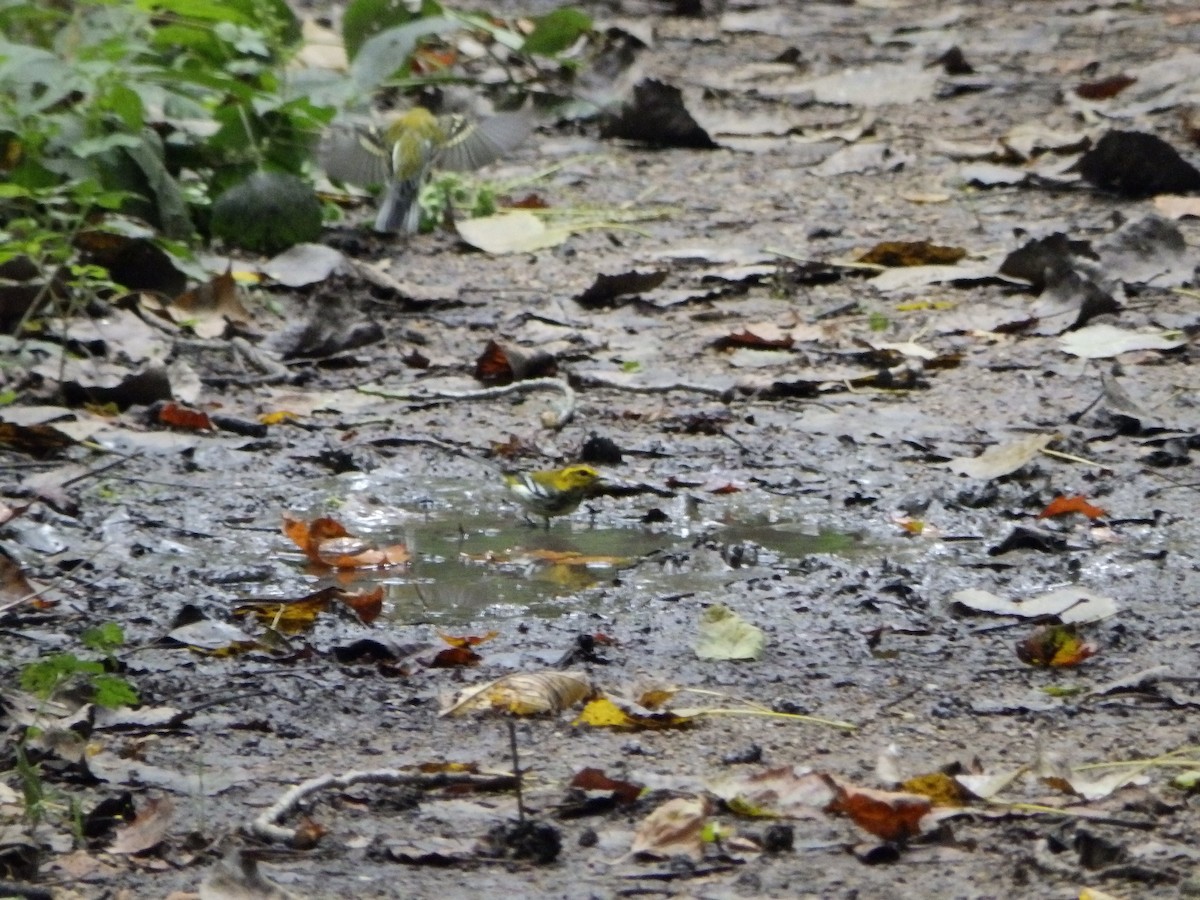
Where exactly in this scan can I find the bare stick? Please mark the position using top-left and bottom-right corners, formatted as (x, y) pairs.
(250, 768), (516, 844)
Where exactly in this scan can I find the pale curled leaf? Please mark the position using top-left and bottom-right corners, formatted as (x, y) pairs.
(694, 604), (765, 661)
(945, 433), (1056, 479)
(456, 211), (571, 254)
(707, 766), (834, 818)
(439, 671), (594, 717)
(629, 795), (711, 861)
(951, 587), (1117, 624)
(1059, 324), (1185, 359)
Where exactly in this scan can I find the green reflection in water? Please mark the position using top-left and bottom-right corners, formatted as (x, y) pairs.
(366, 513), (862, 625)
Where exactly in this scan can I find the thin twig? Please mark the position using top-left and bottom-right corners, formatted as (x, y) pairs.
(250, 768), (516, 844)
(358, 377), (576, 429)
(508, 721), (524, 824)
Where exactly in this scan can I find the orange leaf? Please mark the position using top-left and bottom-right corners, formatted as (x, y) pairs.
(281, 515), (410, 570)
(157, 402), (213, 431)
(337, 586), (383, 625)
(824, 776), (930, 841)
(1037, 494), (1107, 520)
(438, 630), (499, 648)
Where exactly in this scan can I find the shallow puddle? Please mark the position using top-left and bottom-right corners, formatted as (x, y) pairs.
(345, 513), (864, 625)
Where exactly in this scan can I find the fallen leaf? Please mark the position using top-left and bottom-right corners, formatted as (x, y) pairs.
(573, 696), (696, 730)
(708, 766), (836, 818)
(629, 796), (711, 861)
(1037, 495), (1107, 520)
(950, 587), (1117, 624)
(1059, 324), (1186, 359)
(858, 240), (966, 267)
(109, 796), (174, 855)
(694, 604), (765, 661)
(823, 776), (930, 842)
(945, 433), (1057, 479)
(439, 671), (594, 717)
(1016, 624), (1098, 667)
(570, 768), (643, 806)
(456, 211), (570, 254)
(281, 514), (410, 570)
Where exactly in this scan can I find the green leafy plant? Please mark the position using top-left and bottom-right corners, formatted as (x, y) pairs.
(19, 622), (139, 709)
(0, 0), (334, 291)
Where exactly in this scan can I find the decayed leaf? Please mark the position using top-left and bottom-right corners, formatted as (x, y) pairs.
(900, 773), (967, 807)
(0, 421), (77, 458)
(708, 766), (836, 818)
(951, 587), (1117, 625)
(629, 796), (711, 861)
(166, 267), (252, 339)
(575, 270), (669, 310)
(109, 796), (174, 855)
(945, 433), (1057, 479)
(282, 514), (410, 569)
(232, 586), (384, 632)
(1016, 624), (1097, 667)
(1037, 495), (1107, 520)
(571, 768), (643, 806)
(456, 211), (571, 254)
(473, 339), (557, 384)
(1036, 751), (1150, 802)
(858, 240), (966, 267)
(823, 776), (930, 842)
(694, 604), (765, 661)
(1059, 324), (1185, 359)
(439, 671), (594, 717)
(428, 646), (483, 668)
(438, 631), (499, 649)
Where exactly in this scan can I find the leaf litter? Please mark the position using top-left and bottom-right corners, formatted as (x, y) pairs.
(6, 1), (1200, 897)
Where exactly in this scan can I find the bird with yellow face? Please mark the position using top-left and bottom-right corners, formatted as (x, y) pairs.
(320, 107), (530, 233)
(504, 464), (603, 528)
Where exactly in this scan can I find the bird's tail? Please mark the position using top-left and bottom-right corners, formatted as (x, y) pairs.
(374, 178), (423, 233)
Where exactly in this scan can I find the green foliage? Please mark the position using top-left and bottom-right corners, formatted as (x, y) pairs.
(20, 654), (105, 695)
(19, 622), (138, 709)
(521, 7), (592, 57)
(0, 0), (334, 281)
(211, 170), (323, 252)
(81, 622), (126, 655)
(867, 311), (890, 332)
(420, 171), (497, 230)
(13, 745), (45, 829)
(343, 0), (444, 61)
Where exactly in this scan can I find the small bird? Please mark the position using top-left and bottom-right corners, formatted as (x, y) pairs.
(504, 464), (603, 528)
(319, 107), (531, 234)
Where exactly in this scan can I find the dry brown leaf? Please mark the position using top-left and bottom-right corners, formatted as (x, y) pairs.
(439, 671), (594, 717)
(109, 796), (174, 855)
(629, 796), (711, 861)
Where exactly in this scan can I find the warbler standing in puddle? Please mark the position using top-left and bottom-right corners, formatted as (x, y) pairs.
(320, 107), (530, 234)
(505, 465), (603, 528)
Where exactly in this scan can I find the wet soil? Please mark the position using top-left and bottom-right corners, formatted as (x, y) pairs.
(4, 1), (1200, 898)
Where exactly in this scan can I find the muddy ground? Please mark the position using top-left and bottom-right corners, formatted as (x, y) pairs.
(4, 0), (1200, 898)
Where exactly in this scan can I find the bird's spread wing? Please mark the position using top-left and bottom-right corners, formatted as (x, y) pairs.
(319, 125), (392, 189)
(435, 111), (532, 173)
